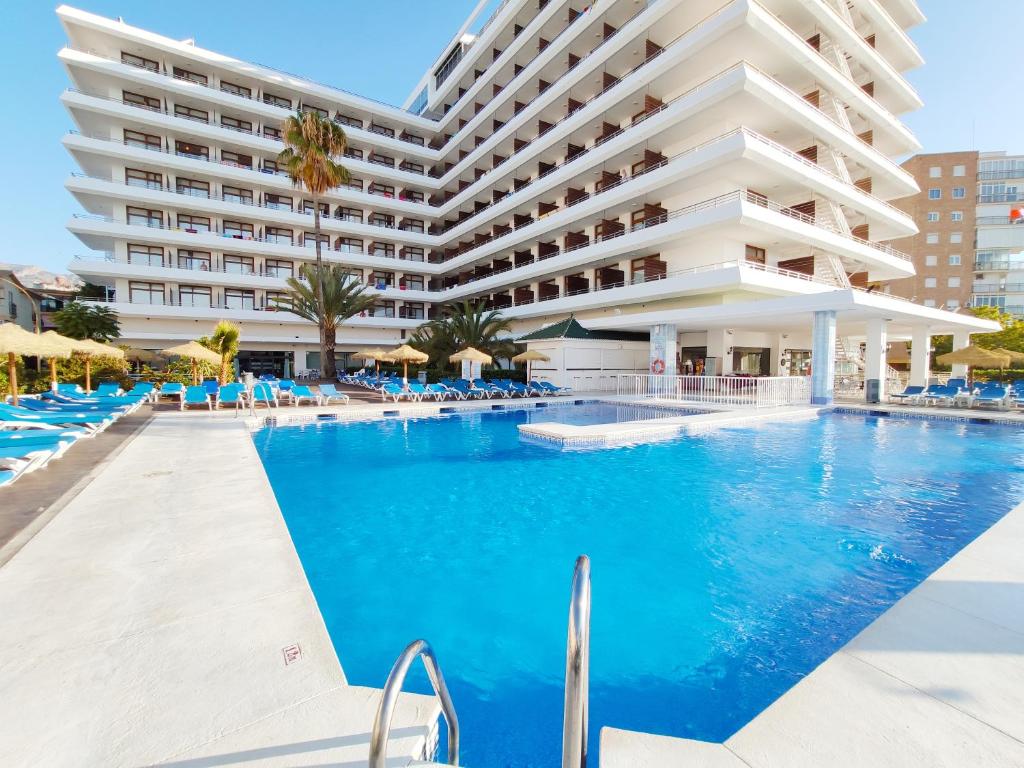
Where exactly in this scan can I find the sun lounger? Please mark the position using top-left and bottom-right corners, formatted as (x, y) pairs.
(0, 450), (56, 484)
(126, 381), (155, 401)
(251, 383), (278, 408)
(156, 382), (185, 402)
(380, 382), (416, 402)
(289, 385), (322, 406)
(973, 386), (1010, 409)
(182, 385), (212, 411)
(0, 403), (112, 431)
(534, 380), (572, 395)
(889, 385), (924, 404)
(215, 383), (247, 409)
(317, 384), (350, 404)
(93, 382), (124, 397)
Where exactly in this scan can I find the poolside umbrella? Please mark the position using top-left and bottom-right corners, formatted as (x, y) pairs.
(993, 347), (1024, 366)
(161, 341), (221, 386)
(386, 344), (428, 384)
(512, 349), (550, 384)
(351, 347), (394, 376)
(886, 342), (910, 365)
(39, 330), (85, 391)
(123, 347), (161, 364)
(73, 339), (125, 393)
(937, 344), (1010, 383)
(450, 347), (493, 382)
(0, 323), (70, 406)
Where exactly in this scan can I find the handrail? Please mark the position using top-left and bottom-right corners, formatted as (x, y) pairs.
(369, 639), (459, 768)
(562, 555), (591, 768)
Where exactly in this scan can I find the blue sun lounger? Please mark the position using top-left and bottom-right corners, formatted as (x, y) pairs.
(316, 384), (349, 404)
(182, 385), (212, 411)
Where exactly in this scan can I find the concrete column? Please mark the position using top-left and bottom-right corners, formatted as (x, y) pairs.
(910, 326), (931, 387)
(811, 310), (837, 405)
(950, 330), (971, 379)
(649, 324), (677, 376)
(705, 329), (730, 376)
(864, 318), (888, 402)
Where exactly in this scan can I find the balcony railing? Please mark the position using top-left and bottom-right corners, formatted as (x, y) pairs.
(975, 261), (1024, 271)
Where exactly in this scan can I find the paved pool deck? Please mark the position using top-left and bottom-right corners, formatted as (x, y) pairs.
(0, 413), (439, 767)
(1, 396), (1022, 767)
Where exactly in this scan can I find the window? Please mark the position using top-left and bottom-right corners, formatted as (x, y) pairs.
(948, 277), (961, 288)
(220, 150), (252, 169)
(925, 255), (937, 266)
(178, 285), (211, 308)
(337, 237), (362, 253)
(953, 165), (966, 177)
(129, 281), (164, 304)
(923, 299), (936, 307)
(400, 302), (425, 319)
(224, 288), (255, 310)
(400, 246), (425, 262)
(124, 129), (161, 150)
(121, 51), (159, 72)
(264, 259), (293, 278)
(173, 104), (209, 123)
(177, 250), (211, 271)
(123, 90), (161, 111)
(926, 212), (939, 222)
(946, 299), (960, 310)
(127, 206), (162, 227)
(923, 277), (937, 288)
(300, 104), (329, 118)
(222, 220), (254, 239)
(262, 159), (283, 174)
(172, 66), (207, 86)
(370, 300), (396, 317)
(928, 188), (941, 199)
(265, 226), (293, 245)
(263, 92), (291, 109)
(222, 185), (253, 205)
(177, 214), (210, 233)
(952, 187), (966, 199)
(368, 212), (395, 228)
(371, 242), (395, 258)
(264, 291), (288, 308)
(951, 211), (963, 222)
(224, 255), (255, 275)
(175, 177), (209, 197)
(926, 233), (939, 244)
(265, 193), (292, 211)
(745, 245), (766, 264)
(949, 254), (961, 266)
(126, 168), (161, 190)
(400, 274), (424, 291)
(174, 140), (208, 160)
(128, 244), (163, 266)
(950, 232), (962, 244)
(220, 115), (252, 133)
(220, 80), (251, 99)
(263, 125), (282, 140)
(337, 207), (363, 223)
(929, 166), (941, 178)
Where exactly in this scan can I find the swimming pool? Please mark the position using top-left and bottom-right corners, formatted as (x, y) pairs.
(253, 408), (1024, 767)
(514, 400), (708, 427)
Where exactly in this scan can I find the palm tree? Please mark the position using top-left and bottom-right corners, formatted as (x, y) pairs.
(54, 301), (120, 341)
(199, 320), (241, 384)
(412, 300), (514, 369)
(278, 110), (350, 373)
(273, 263), (376, 379)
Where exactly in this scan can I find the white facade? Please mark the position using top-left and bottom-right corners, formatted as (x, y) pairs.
(57, 0), (992, 385)
(974, 151), (1024, 318)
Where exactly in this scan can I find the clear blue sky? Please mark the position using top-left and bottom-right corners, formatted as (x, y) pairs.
(1, 0), (1019, 274)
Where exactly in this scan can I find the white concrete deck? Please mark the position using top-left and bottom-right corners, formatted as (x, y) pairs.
(0, 414), (439, 767)
(601, 497), (1024, 767)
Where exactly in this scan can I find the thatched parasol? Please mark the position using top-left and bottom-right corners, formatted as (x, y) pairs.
(0, 324), (71, 405)
(937, 344), (1011, 382)
(449, 347), (493, 365)
(993, 347), (1024, 366)
(72, 339), (125, 393)
(511, 349), (550, 383)
(123, 347), (161, 364)
(161, 341), (221, 385)
(39, 331), (86, 391)
(886, 341), (910, 365)
(386, 344), (429, 383)
(351, 347), (394, 376)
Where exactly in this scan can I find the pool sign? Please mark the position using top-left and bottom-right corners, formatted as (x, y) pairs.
(282, 643), (303, 666)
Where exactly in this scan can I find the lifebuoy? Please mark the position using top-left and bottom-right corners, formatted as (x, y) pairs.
(651, 358), (666, 375)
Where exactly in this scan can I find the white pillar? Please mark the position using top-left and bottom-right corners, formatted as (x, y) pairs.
(705, 329), (730, 376)
(950, 330), (971, 380)
(864, 318), (888, 402)
(811, 310), (837, 404)
(910, 326), (931, 387)
(649, 324), (677, 376)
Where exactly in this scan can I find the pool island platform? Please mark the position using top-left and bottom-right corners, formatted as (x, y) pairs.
(0, 401), (1022, 766)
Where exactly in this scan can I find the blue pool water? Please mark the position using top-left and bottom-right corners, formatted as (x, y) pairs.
(511, 400), (708, 427)
(254, 408), (1024, 767)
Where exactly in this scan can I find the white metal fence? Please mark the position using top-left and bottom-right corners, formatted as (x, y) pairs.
(617, 374), (811, 408)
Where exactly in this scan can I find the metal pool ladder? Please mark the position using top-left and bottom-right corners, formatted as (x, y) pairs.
(563, 554), (592, 768)
(369, 639), (460, 768)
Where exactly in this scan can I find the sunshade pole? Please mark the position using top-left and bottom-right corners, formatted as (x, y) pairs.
(7, 351), (18, 407)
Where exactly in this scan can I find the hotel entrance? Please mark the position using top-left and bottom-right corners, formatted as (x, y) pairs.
(236, 351), (294, 378)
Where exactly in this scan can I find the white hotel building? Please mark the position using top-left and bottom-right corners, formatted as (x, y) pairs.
(58, 0), (994, 399)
